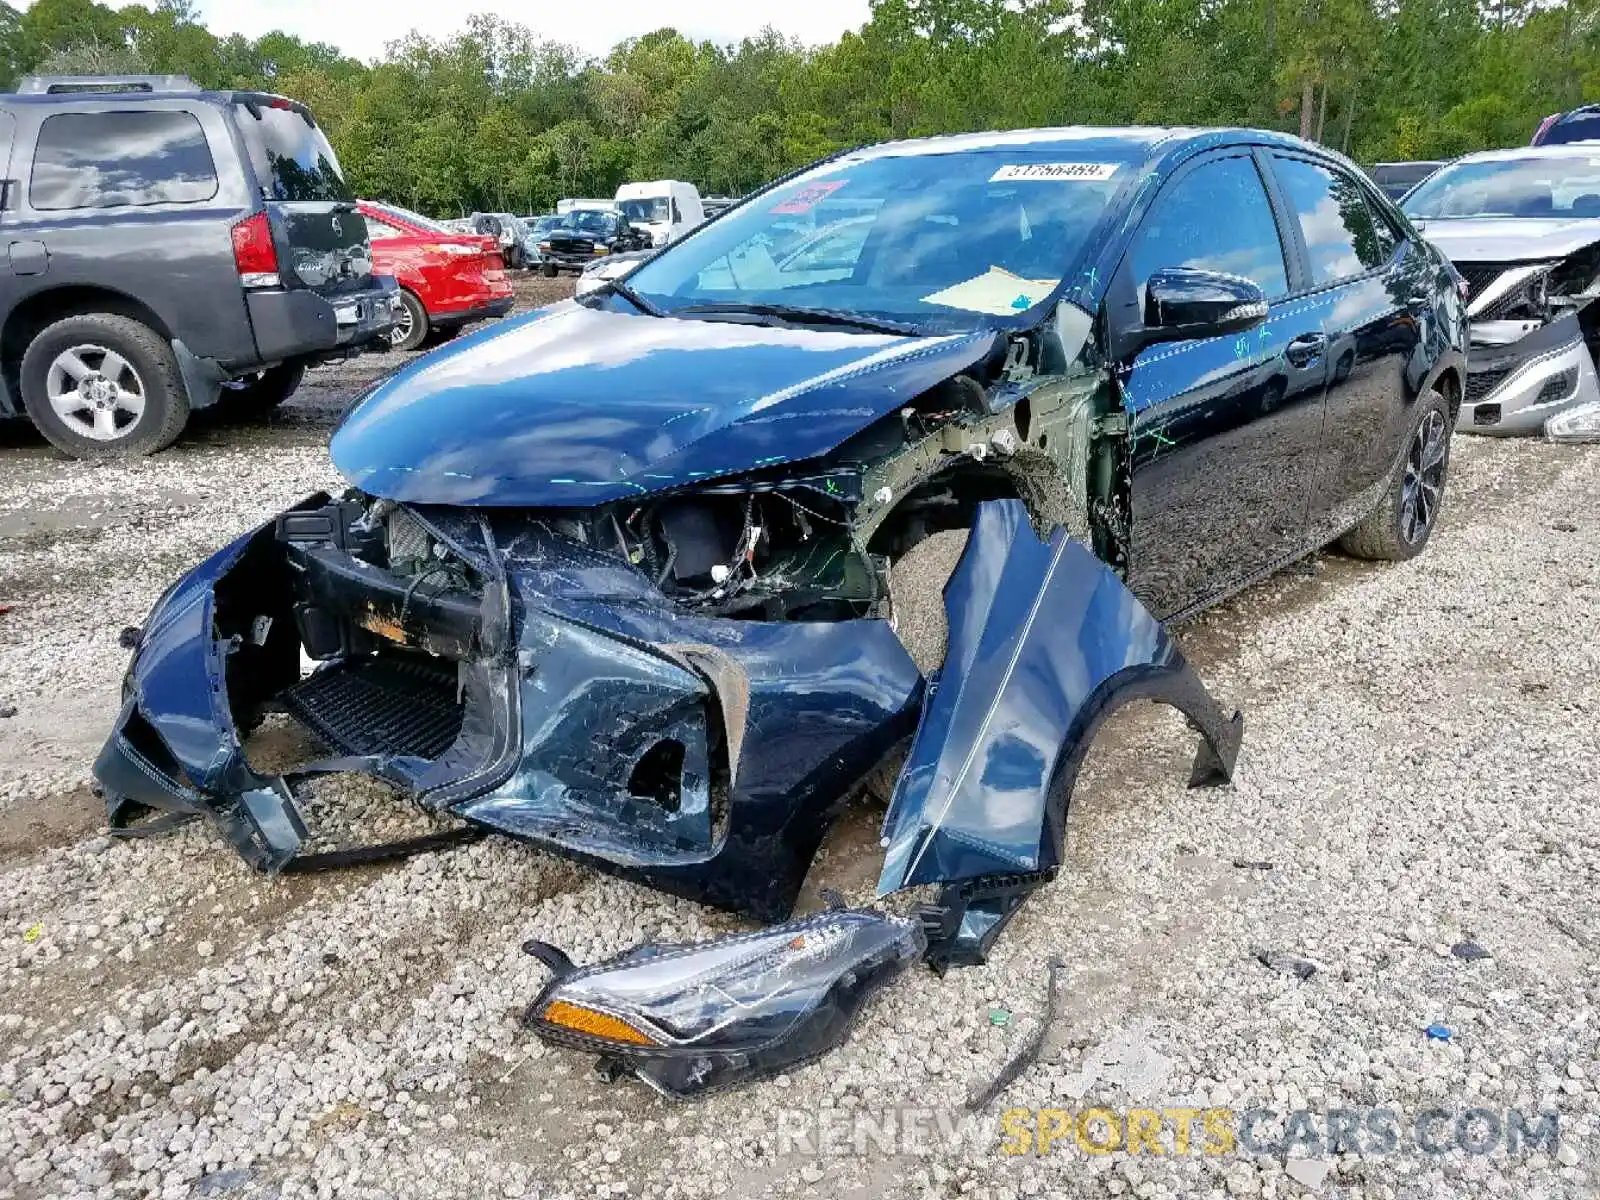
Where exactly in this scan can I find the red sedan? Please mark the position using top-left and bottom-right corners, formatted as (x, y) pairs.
(357, 201), (514, 351)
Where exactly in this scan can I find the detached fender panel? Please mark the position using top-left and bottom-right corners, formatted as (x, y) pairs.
(877, 499), (1242, 901)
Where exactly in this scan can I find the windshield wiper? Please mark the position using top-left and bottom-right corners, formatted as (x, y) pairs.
(605, 279), (665, 318)
(674, 302), (922, 337)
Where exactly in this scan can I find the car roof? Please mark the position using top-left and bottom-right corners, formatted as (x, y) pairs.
(843, 125), (1322, 163)
(1447, 144), (1600, 164)
(2, 83), (307, 114)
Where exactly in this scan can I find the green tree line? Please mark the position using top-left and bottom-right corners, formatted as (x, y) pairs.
(3, 0), (1597, 216)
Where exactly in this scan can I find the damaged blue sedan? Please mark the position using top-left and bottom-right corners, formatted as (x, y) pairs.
(96, 126), (1467, 976)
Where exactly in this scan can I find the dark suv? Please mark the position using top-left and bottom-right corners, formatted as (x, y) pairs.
(1533, 104), (1600, 146)
(0, 75), (398, 457)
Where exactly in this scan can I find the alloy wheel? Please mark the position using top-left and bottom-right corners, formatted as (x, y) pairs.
(390, 304), (415, 348)
(46, 344), (146, 442)
(1400, 409), (1447, 544)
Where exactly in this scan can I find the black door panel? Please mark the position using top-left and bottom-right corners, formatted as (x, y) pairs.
(1115, 152), (1329, 620)
(1267, 154), (1423, 541)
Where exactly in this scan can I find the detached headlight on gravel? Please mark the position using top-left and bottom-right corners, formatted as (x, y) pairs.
(522, 909), (924, 1097)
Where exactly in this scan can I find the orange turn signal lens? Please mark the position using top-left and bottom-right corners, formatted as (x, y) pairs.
(540, 1000), (658, 1046)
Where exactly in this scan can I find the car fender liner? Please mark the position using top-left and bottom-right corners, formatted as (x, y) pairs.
(875, 498), (1243, 966)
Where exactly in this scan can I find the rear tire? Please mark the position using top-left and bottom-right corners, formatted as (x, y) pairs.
(1338, 384), (1452, 562)
(20, 313), (188, 458)
(390, 290), (429, 352)
(220, 362), (306, 418)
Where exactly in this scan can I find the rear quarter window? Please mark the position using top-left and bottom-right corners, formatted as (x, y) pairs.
(29, 110), (218, 210)
(233, 103), (350, 203)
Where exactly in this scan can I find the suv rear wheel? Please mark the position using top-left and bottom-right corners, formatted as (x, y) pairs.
(390, 290), (429, 352)
(20, 314), (189, 457)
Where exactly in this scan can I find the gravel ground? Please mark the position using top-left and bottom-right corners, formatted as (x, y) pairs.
(1, 280), (1597, 1199)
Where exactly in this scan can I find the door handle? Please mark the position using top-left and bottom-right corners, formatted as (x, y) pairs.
(1284, 333), (1327, 367)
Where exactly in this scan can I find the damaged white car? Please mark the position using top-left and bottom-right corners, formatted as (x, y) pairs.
(1403, 144), (1600, 441)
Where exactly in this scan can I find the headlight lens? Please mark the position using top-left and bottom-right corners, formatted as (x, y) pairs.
(523, 909), (924, 1097)
(1546, 398), (1600, 442)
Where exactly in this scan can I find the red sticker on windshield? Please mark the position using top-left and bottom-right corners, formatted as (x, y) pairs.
(771, 180), (848, 214)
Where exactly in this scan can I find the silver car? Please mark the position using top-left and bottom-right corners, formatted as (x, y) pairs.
(1403, 145), (1600, 440)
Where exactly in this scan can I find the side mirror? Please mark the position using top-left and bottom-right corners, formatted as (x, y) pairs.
(1139, 267), (1268, 347)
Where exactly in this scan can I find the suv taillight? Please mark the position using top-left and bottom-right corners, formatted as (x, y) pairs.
(231, 212), (280, 288)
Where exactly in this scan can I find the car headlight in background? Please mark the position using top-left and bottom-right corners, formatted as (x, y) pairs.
(593, 245), (610, 255)
(522, 908), (925, 1097)
(538, 242), (552, 252)
(1546, 398), (1600, 442)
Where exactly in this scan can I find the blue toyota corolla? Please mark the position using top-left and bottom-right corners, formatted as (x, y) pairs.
(98, 126), (1465, 983)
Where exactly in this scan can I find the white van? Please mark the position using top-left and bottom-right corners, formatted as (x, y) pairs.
(614, 181), (705, 247)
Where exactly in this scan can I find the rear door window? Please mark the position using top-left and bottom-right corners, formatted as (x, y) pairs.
(1129, 155), (1289, 299)
(232, 103), (350, 202)
(30, 110), (217, 210)
(1361, 190), (1402, 262)
(1271, 156), (1390, 285)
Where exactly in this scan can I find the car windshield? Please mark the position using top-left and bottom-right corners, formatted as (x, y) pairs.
(563, 210), (618, 235)
(1402, 156), (1600, 219)
(370, 202), (452, 234)
(623, 150), (1133, 331)
(621, 197), (670, 224)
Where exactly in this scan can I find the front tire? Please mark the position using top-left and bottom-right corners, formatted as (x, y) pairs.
(541, 262), (558, 278)
(20, 314), (189, 458)
(1338, 385), (1452, 561)
(390, 290), (429, 352)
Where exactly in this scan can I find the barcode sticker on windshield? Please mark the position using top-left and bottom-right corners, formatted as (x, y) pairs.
(990, 163), (1120, 182)
(771, 180), (848, 214)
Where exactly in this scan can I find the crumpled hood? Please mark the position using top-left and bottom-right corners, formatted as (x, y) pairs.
(1416, 216), (1600, 263)
(331, 301), (996, 507)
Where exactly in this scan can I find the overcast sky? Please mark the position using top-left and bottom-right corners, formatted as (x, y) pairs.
(70, 1), (875, 61)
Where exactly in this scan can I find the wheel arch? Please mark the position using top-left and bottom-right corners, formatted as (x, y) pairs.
(3, 286), (175, 401)
(1433, 361), (1462, 424)
(864, 457), (1030, 560)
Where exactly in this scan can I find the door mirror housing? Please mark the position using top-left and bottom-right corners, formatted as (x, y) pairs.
(1138, 267), (1268, 348)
